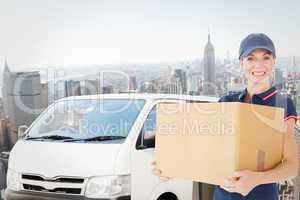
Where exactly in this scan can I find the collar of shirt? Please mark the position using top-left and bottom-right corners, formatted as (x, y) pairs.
(238, 86), (278, 102)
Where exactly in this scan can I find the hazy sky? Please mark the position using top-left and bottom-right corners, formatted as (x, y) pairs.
(0, 0), (299, 69)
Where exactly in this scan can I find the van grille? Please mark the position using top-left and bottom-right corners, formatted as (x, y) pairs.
(23, 184), (81, 194)
(22, 174), (84, 183)
(21, 174), (85, 195)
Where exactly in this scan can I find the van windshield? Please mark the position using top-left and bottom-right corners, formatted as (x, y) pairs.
(26, 99), (145, 141)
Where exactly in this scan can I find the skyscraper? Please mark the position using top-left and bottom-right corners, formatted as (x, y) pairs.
(129, 76), (137, 92)
(2, 60), (10, 118)
(173, 69), (187, 94)
(40, 82), (49, 110)
(80, 79), (100, 95)
(274, 68), (284, 89)
(65, 80), (73, 97)
(166, 69), (187, 94)
(186, 66), (200, 95)
(72, 81), (81, 96)
(202, 33), (216, 96)
(2, 61), (42, 128)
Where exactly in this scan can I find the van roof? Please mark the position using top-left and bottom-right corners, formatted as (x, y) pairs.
(58, 93), (219, 102)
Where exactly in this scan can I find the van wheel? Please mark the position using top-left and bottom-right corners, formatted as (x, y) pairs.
(0, 160), (6, 190)
(157, 192), (178, 200)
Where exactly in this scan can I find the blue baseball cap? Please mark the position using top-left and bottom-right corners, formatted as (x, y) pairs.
(239, 33), (276, 60)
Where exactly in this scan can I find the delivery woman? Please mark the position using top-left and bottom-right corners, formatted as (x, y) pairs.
(152, 33), (299, 200)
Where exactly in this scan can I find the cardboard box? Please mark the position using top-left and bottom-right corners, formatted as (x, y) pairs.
(154, 102), (285, 185)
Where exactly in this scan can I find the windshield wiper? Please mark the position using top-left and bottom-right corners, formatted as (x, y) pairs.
(25, 135), (75, 141)
(64, 135), (126, 142)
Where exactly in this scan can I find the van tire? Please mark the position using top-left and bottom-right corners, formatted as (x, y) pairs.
(157, 192), (178, 200)
(0, 160), (6, 190)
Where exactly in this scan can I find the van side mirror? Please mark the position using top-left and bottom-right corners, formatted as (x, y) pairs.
(136, 129), (155, 150)
(136, 105), (157, 150)
(18, 125), (28, 139)
(136, 129), (147, 150)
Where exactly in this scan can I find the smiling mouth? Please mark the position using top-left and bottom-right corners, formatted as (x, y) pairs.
(252, 72), (266, 76)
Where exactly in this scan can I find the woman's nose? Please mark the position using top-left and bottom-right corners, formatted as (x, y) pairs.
(252, 59), (265, 69)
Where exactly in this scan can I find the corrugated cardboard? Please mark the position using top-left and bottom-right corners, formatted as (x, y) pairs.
(154, 102), (285, 185)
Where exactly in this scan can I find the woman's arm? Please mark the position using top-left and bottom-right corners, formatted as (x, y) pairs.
(221, 118), (299, 196)
(256, 118), (299, 183)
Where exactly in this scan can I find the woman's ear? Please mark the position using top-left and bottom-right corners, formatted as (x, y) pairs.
(240, 59), (243, 67)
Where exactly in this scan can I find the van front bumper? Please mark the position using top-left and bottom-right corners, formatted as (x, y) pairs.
(5, 189), (130, 200)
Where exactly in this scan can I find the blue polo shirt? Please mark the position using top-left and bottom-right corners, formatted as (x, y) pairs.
(213, 86), (298, 200)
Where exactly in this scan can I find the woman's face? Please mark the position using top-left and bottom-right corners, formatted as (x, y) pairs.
(240, 49), (275, 85)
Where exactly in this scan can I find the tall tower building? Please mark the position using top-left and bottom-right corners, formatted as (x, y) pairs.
(202, 33), (216, 96)
(129, 76), (137, 92)
(167, 69), (187, 94)
(2, 59), (11, 117)
(274, 68), (284, 89)
(2, 61), (42, 128)
(80, 79), (99, 95)
(173, 69), (187, 94)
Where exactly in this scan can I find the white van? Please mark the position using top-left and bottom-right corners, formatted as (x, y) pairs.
(5, 94), (217, 200)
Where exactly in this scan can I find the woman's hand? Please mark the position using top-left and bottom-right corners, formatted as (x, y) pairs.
(151, 161), (172, 181)
(220, 170), (261, 196)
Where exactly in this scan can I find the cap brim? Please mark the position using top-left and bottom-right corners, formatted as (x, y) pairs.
(240, 45), (274, 59)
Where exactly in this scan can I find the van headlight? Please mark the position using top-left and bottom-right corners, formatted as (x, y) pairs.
(7, 169), (21, 191)
(85, 175), (130, 199)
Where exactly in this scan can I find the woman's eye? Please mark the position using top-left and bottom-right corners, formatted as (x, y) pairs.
(263, 56), (271, 60)
(246, 57), (254, 61)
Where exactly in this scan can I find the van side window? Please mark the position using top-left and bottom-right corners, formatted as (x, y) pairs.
(136, 105), (156, 149)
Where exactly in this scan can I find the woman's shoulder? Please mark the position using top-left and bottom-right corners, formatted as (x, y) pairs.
(274, 91), (298, 119)
(274, 91), (295, 106)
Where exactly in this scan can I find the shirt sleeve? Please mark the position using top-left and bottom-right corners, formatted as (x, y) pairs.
(284, 97), (298, 122)
(218, 95), (230, 102)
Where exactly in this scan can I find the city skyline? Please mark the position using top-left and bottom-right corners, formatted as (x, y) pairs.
(0, 0), (300, 69)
